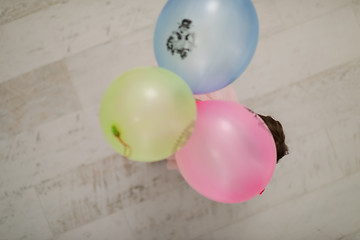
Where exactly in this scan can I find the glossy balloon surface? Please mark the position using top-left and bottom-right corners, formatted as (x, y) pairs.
(100, 67), (196, 162)
(176, 101), (276, 203)
(154, 0), (259, 94)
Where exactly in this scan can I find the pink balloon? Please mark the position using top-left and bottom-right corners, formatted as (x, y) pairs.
(176, 100), (276, 203)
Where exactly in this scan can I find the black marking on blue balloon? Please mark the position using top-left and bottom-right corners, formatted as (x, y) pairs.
(166, 19), (195, 59)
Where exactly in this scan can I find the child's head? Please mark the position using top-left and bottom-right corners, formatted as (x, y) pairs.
(258, 114), (289, 163)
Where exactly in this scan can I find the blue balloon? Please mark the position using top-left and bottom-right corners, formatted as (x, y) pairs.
(154, 0), (259, 94)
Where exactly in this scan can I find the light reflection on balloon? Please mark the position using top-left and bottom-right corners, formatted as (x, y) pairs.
(99, 67), (196, 162)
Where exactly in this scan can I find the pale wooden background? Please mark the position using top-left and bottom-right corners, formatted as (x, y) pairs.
(0, 0), (360, 239)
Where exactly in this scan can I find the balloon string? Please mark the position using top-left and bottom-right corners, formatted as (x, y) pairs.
(112, 126), (132, 158)
(205, 93), (214, 100)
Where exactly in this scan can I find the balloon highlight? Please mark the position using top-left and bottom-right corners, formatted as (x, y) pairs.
(176, 101), (276, 203)
(154, 0), (259, 94)
(99, 67), (196, 162)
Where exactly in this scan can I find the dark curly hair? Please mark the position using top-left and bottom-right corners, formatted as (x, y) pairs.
(258, 114), (289, 163)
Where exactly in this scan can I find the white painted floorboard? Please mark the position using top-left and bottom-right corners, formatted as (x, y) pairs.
(1, 0), (360, 240)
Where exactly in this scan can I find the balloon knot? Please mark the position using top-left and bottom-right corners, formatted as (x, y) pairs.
(111, 125), (120, 137)
(111, 125), (132, 158)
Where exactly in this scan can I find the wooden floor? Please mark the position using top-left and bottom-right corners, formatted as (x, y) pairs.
(0, 0), (360, 239)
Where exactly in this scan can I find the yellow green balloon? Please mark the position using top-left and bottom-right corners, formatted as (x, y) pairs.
(99, 67), (196, 162)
